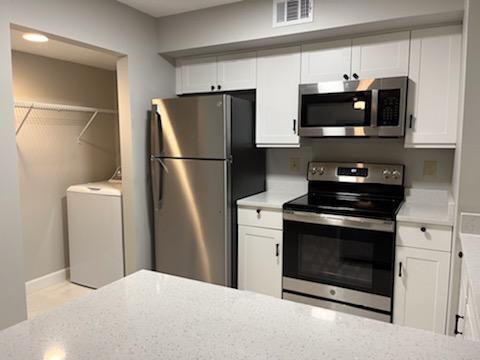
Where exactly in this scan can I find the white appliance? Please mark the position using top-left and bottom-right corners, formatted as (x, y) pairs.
(67, 181), (124, 289)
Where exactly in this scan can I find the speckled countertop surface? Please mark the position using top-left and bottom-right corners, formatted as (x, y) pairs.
(1, 270), (480, 359)
(237, 191), (304, 210)
(397, 188), (455, 226)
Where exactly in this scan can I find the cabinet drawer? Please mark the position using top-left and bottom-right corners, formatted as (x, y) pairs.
(238, 207), (282, 230)
(397, 222), (452, 252)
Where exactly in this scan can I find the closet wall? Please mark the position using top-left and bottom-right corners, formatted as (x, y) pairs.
(12, 51), (119, 282)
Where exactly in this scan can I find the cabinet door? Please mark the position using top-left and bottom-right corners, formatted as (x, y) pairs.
(301, 39), (352, 83)
(256, 46), (300, 147)
(393, 246), (450, 334)
(217, 52), (256, 91)
(238, 225), (282, 298)
(351, 31), (410, 79)
(405, 26), (462, 148)
(180, 56), (217, 94)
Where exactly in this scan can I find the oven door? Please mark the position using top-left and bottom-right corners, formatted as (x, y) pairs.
(283, 211), (394, 312)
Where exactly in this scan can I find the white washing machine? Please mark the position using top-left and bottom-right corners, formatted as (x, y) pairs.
(67, 181), (124, 289)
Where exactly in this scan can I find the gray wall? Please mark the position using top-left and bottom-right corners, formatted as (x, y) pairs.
(0, 0), (175, 330)
(157, 0), (464, 55)
(267, 141), (454, 193)
(0, 0), (28, 330)
(458, 0), (480, 213)
(12, 51), (118, 282)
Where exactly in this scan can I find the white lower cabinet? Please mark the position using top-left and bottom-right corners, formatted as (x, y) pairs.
(456, 260), (480, 341)
(393, 246), (451, 333)
(238, 225), (282, 298)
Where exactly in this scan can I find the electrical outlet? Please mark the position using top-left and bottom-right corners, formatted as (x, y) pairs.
(289, 157), (301, 173)
(423, 160), (438, 177)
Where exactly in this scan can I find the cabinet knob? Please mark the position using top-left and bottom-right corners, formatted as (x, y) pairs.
(459, 251), (463, 258)
(352, 73), (359, 79)
(256, 209), (261, 215)
(211, 85), (215, 91)
(217, 85), (222, 90)
(343, 74), (349, 80)
(420, 226), (427, 233)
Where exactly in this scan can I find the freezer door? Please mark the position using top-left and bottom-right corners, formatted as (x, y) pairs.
(153, 158), (231, 286)
(152, 95), (229, 159)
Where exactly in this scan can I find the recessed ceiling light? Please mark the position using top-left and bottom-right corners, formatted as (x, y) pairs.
(22, 33), (49, 43)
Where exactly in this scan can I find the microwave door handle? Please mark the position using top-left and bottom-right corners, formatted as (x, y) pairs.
(370, 89), (378, 128)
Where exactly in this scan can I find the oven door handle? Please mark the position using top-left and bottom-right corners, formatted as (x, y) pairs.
(283, 211), (395, 233)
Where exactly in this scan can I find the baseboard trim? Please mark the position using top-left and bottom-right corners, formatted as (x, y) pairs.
(25, 268), (70, 294)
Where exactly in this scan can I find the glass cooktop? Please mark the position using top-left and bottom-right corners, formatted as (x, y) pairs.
(283, 193), (403, 220)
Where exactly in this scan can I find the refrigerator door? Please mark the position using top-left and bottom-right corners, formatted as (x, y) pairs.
(151, 95), (230, 159)
(153, 158), (231, 286)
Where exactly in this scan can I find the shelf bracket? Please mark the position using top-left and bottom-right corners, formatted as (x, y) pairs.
(15, 105), (33, 136)
(77, 111), (99, 143)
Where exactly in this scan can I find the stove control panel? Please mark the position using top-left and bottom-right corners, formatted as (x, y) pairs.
(308, 162), (404, 186)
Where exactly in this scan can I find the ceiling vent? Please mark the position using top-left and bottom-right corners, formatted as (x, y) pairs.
(273, 0), (313, 28)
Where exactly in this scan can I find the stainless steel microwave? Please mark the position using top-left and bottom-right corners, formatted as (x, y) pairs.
(299, 77), (408, 138)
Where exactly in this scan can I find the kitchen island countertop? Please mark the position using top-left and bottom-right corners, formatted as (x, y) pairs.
(1, 270), (480, 359)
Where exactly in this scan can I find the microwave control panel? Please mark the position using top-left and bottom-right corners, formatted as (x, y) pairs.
(377, 89), (401, 127)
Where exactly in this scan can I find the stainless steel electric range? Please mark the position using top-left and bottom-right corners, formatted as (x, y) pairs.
(282, 162), (405, 322)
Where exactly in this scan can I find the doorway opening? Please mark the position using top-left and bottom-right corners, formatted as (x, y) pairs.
(10, 27), (124, 319)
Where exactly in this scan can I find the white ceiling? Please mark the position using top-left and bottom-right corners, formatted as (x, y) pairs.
(117, 0), (244, 17)
(10, 29), (119, 71)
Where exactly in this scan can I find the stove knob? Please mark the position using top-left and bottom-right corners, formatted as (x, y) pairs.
(392, 170), (401, 180)
(318, 167), (325, 175)
(382, 169), (392, 179)
(310, 167), (318, 175)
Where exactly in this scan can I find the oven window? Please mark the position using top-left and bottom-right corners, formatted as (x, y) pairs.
(301, 91), (372, 127)
(299, 234), (374, 288)
(284, 220), (394, 297)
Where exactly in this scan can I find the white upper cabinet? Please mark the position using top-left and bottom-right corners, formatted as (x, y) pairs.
(301, 39), (352, 83)
(351, 31), (410, 79)
(179, 56), (217, 94)
(177, 52), (257, 94)
(405, 25), (462, 148)
(217, 52), (257, 91)
(256, 46), (300, 147)
(393, 246), (450, 334)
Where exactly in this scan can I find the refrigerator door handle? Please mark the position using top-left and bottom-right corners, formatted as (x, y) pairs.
(151, 105), (163, 156)
(150, 156), (165, 209)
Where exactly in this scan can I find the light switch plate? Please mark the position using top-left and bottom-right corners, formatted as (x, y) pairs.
(423, 160), (438, 177)
(289, 157), (300, 173)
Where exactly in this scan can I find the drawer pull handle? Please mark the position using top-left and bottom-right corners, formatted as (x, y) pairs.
(454, 314), (464, 335)
(275, 243), (279, 257)
(399, 262), (403, 277)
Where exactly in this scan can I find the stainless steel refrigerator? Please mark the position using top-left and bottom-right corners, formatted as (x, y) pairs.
(150, 94), (265, 287)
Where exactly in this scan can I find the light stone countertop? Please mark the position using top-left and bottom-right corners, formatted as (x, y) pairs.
(397, 188), (455, 226)
(1, 270), (480, 359)
(237, 191), (304, 210)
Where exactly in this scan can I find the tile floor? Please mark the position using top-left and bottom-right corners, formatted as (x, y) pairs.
(26, 281), (94, 319)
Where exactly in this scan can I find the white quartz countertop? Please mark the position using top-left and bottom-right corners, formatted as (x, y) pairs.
(396, 188), (455, 226)
(1, 270), (480, 359)
(237, 191), (304, 210)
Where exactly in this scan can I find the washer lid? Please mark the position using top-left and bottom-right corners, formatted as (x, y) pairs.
(67, 181), (122, 196)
